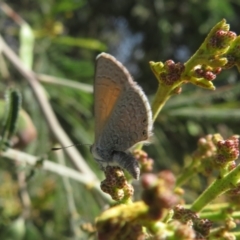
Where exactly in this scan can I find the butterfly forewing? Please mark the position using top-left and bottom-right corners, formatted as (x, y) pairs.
(94, 53), (152, 153)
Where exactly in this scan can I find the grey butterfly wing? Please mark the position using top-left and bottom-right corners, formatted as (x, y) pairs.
(92, 53), (152, 179)
(95, 55), (152, 154)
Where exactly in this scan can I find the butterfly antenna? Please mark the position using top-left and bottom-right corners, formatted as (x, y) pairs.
(52, 143), (91, 151)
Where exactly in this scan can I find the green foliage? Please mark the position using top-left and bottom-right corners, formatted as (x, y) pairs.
(0, 0), (240, 239)
(0, 89), (21, 148)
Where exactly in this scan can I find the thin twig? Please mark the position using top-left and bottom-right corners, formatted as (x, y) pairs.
(0, 2), (26, 26)
(0, 35), (97, 180)
(0, 148), (111, 202)
(55, 149), (81, 238)
(36, 73), (93, 93)
(16, 162), (31, 220)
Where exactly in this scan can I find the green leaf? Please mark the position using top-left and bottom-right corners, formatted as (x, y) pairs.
(53, 36), (107, 51)
(19, 24), (35, 69)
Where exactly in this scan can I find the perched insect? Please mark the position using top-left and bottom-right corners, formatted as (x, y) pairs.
(91, 53), (153, 179)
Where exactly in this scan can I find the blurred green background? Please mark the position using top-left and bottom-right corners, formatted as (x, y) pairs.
(0, 0), (240, 239)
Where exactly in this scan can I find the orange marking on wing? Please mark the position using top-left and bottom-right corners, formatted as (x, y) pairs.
(94, 78), (121, 141)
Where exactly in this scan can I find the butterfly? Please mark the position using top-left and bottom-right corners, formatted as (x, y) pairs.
(91, 53), (152, 179)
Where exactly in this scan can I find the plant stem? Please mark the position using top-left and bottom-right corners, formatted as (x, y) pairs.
(175, 161), (199, 187)
(151, 85), (171, 121)
(190, 164), (240, 212)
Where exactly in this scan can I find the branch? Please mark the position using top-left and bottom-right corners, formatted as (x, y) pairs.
(1, 148), (111, 202)
(35, 73), (93, 93)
